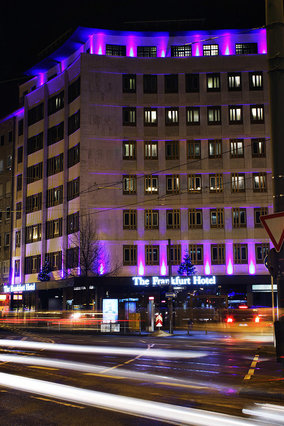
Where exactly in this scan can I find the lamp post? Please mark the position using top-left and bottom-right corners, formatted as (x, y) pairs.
(168, 238), (173, 334)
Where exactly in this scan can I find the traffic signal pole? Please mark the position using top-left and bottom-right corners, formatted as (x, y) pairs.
(266, 0), (284, 358)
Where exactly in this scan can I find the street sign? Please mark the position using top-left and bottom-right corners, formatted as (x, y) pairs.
(260, 211), (284, 252)
(165, 292), (176, 298)
(155, 314), (163, 328)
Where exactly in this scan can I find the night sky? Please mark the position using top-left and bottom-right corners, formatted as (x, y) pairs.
(0, 0), (265, 119)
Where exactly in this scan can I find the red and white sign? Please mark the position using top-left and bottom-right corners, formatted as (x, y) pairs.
(155, 314), (163, 328)
(260, 211), (284, 252)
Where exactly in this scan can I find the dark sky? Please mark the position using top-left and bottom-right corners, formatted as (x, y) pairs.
(0, 0), (265, 119)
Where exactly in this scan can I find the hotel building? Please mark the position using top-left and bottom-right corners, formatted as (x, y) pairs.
(1, 26), (273, 310)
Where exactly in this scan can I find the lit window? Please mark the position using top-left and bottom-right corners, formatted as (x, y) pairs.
(123, 175), (136, 194)
(229, 106), (243, 124)
(208, 140), (222, 158)
(253, 173), (267, 192)
(228, 73), (242, 91)
(144, 175), (159, 194)
(232, 208), (246, 228)
(230, 139), (244, 158)
(249, 72), (263, 90)
(235, 43), (257, 55)
(188, 174), (202, 192)
(231, 173), (245, 192)
(209, 174), (223, 192)
(252, 138), (265, 157)
(171, 45), (192, 57)
(123, 107), (136, 126)
(207, 106), (221, 125)
(165, 108), (179, 125)
(250, 105), (264, 123)
(186, 107), (200, 125)
(123, 141), (136, 160)
(106, 44), (126, 56)
(137, 46), (157, 57)
(203, 44), (219, 56)
(210, 209), (224, 228)
(144, 141), (158, 159)
(122, 74), (136, 93)
(144, 108), (158, 126)
(207, 73), (220, 91)
(166, 175), (180, 193)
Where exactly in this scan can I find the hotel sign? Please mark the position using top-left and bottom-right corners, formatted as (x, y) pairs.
(4, 283), (36, 293)
(132, 276), (217, 286)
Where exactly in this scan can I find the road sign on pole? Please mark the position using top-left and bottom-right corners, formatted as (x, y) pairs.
(260, 211), (284, 252)
(155, 313), (163, 328)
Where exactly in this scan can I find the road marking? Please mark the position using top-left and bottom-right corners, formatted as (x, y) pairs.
(244, 354), (259, 380)
(32, 396), (85, 409)
(156, 382), (210, 390)
(84, 373), (125, 379)
(29, 366), (58, 371)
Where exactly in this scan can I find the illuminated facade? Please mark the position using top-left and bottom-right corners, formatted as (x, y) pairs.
(5, 26), (273, 307)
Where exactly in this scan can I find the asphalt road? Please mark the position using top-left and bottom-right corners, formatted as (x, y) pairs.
(0, 328), (283, 425)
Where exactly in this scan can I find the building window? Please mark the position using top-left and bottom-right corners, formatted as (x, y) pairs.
(26, 193), (42, 214)
(145, 245), (159, 265)
(145, 209), (159, 230)
(4, 232), (10, 247)
(17, 146), (23, 164)
(165, 141), (179, 160)
(250, 105), (264, 123)
(122, 74), (136, 93)
(18, 119), (23, 136)
(234, 243), (248, 264)
(210, 208), (224, 228)
(188, 174), (202, 193)
(211, 244), (225, 264)
(68, 143), (80, 167)
(207, 73), (220, 91)
(143, 75), (157, 94)
(27, 163), (43, 184)
(123, 141), (136, 160)
(171, 45), (192, 57)
(186, 107), (200, 125)
(164, 74), (178, 93)
(67, 212), (79, 234)
(230, 139), (244, 158)
(47, 153), (64, 177)
(68, 110), (80, 134)
(47, 185), (63, 208)
(166, 209), (180, 229)
(15, 260), (20, 277)
(123, 107), (136, 126)
(188, 245), (203, 265)
(165, 108), (179, 125)
(252, 138), (266, 157)
(6, 207), (10, 221)
(67, 177), (80, 200)
(187, 140), (201, 159)
(209, 174), (223, 192)
(188, 209), (203, 229)
(48, 91), (64, 115)
(28, 103), (44, 126)
(48, 122), (64, 146)
(185, 73), (199, 92)
(46, 251), (62, 270)
(66, 247), (79, 269)
(253, 173), (267, 192)
(203, 44), (219, 56)
(228, 73), (242, 91)
(232, 208), (247, 228)
(208, 139), (222, 158)
(16, 174), (22, 191)
(16, 202), (22, 220)
(207, 106), (221, 125)
(167, 244), (181, 265)
(144, 108), (158, 126)
(229, 106), (243, 124)
(68, 78), (80, 103)
(144, 175), (159, 194)
(166, 175), (180, 193)
(123, 210), (137, 230)
(123, 175), (136, 194)
(137, 46), (157, 57)
(123, 245), (137, 265)
(231, 173), (245, 192)
(236, 43), (258, 55)
(144, 141), (158, 159)
(27, 132), (43, 155)
(106, 44), (126, 56)
(249, 72), (263, 90)
(46, 218), (63, 239)
(26, 224), (41, 243)
(254, 207), (268, 227)
(256, 243), (270, 263)
(15, 231), (21, 248)
(25, 255), (41, 274)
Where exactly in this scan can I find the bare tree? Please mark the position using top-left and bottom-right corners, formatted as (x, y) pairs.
(64, 213), (121, 278)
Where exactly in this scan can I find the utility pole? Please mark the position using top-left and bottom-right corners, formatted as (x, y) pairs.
(266, 0), (284, 359)
(168, 238), (173, 334)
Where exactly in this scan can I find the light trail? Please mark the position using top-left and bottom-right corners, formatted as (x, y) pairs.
(0, 339), (206, 358)
(0, 353), (235, 393)
(0, 372), (257, 425)
(243, 403), (284, 424)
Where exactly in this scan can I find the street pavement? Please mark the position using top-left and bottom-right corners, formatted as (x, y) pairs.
(0, 326), (283, 425)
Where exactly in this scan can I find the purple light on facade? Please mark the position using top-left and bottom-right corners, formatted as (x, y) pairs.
(205, 260), (211, 275)
(89, 35), (94, 54)
(138, 260), (145, 276)
(249, 260), (256, 275)
(99, 263), (104, 275)
(227, 258), (233, 275)
(259, 29), (267, 54)
(93, 33), (105, 55)
(127, 36), (136, 57)
(38, 73), (45, 86)
(160, 259), (167, 276)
